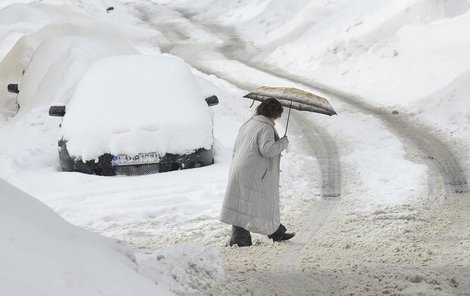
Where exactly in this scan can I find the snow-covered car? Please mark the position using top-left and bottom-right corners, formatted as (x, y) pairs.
(49, 54), (218, 176)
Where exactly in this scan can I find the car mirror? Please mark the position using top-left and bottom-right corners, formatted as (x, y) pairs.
(205, 95), (219, 107)
(7, 84), (19, 94)
(49, 105), (66, 117)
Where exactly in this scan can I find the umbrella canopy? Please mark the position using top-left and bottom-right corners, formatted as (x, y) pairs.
(243, 86), (337, 116)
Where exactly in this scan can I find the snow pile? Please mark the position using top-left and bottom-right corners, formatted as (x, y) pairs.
(0, 2), (83, 24)
(137, 243), (224, 294)
(0, 3), (85, 113)
(18, 23), (136, 111)
(0, 177), (171, 296)
(0, 2), (83, 67)
(410, 70), (470, 173)
(61, 54), (214, 160)
(262, 0), (470, 106)
(0, 2), (147, 118)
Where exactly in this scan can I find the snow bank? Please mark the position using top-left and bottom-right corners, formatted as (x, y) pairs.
(0, 0), (122, 16)
(387, 11), (470, 104)
(271, 0), (469, 61)
(264, 0), (470, 106)
(0, 6), (137, 116)
(410, 69), (470, 177)
(137, 243), (224, 294)
(241, 0), (351, 49)
(0, 2), (83, 24)
(0, 2), (80, 63)
(61, 54), (214, 161)
(0, 2), (91, 65)
(16, 21), (137, 113)
(0, 177), (171, 296)
(0, 1), (158, 119)
(412, 70), (470, 135)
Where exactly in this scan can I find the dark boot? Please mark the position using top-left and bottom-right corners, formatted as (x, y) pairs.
(229, 225), (252, 247)
(268, 224), (295, 242)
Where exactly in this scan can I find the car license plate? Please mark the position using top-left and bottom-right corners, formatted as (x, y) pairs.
(112, 152), (161, 166)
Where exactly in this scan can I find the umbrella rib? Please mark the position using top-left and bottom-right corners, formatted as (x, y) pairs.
(285, 100), (293, 136)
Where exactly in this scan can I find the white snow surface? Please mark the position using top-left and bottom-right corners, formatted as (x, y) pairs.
(1, 0), (469, 295)
(0, 178), (171, 296)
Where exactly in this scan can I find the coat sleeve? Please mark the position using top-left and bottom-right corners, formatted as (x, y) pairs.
(257, 125), (288, 158)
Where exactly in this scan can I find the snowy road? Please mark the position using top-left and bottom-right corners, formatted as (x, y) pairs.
(130, 2), (470, 295)
(1, 1), (470, 295)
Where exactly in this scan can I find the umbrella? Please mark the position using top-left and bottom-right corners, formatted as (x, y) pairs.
(243, 86), (337, 135)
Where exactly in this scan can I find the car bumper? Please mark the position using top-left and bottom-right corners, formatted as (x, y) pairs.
(59, 141), (214, 176)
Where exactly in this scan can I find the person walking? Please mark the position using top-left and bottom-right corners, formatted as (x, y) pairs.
(220, 98), (295, 247)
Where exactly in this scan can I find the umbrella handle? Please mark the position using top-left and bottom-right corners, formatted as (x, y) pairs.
(284, 100), (292, 137)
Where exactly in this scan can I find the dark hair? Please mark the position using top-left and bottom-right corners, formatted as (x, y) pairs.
(256, 98), (283, 119)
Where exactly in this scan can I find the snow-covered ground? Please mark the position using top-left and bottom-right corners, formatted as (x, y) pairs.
(0, 178), (172, 296)
(1, 0), (469, 295)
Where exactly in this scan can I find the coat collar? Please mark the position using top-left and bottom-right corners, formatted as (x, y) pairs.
(252, 115), (274, 127)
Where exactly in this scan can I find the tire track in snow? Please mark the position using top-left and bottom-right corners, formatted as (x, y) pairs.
(174, 64), (342, 199)
(292, 115), (341, 199)
(252, 65), (469, 196)
(132, 4), (342, 199)
(191, 16), (468, 196)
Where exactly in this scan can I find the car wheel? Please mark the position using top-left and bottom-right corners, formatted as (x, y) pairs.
(58, 140), (74, 172)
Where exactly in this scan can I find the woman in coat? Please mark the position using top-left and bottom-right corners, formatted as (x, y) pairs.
(220, 98), (295, 247)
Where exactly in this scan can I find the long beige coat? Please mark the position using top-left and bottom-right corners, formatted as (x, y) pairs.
(220, 115), (288, 235)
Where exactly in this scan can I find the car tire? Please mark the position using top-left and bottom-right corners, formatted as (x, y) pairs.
(58, 141), (74, 172)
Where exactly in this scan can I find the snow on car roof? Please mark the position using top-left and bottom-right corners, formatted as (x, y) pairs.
(61, 54), (214, 161)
